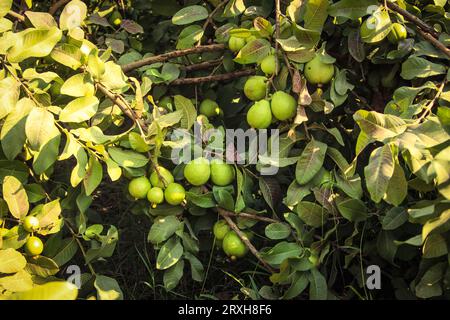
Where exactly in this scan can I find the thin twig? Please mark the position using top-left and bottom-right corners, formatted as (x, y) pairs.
(415, 28), (450, 59)
(416, 81), (446, 122)
(385, 1), (439, 38)
(183, 59), (222, 72)
(197, 0), (228, 46)
(7, 10), (25, 21)
(217, 208), (277, 273)
(170, 69), (255, 85)
(121, 44), (225, 73)
(219, 209), (280, 224)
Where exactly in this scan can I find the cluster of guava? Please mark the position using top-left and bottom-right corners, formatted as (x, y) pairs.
(1, 215), (44, 257)
(228, 35), (335, 129)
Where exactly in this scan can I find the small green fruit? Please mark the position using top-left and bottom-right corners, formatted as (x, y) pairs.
(184, 157), (210, 186)
(25, 236), (44, 256)
(228, 36), (246, 52)
(244, 76), (267, 101)
(247, 99), (272, 129)
(150, 166), (174, 188)
(270, 91), (297, 121)
(164, 183), (186, 205)
(260, 55), (278, 75)
(128, 176), (151, 199)
(199, 99), (221, 118)
(213, 220), (230, 240)
(23, 216), (40, 233)
(147, 187), (164, 204)
(388, 23), (407, 44)
(210, 160), (235, 186)
(304, 55), (334, 85)
(222, 231), (248, 259)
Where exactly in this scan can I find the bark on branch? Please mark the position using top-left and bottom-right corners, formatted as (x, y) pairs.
(121, 44), (226, 73)
(170, 69), (255, 85)
(217, 208), (277, 273)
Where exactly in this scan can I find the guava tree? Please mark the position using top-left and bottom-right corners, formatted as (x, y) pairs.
(0, 0), (449, 300)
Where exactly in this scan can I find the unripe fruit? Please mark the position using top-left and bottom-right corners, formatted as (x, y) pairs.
(260, 55), (278, 75)
(222, 231), (248, 259)
(210, 160), (235, 186)
(150, 166), (174, 188)
(23, 216), (40, 233)
(184, 157), (210, 186)
(228, 36), (246, 52)
(244, 76), (267, 101)
(25, 236), (44, 256)
(164, 183), (186, 206)
(270, 91), (297, 121)
(388, 23), (407, 44)
(128, 176), (151, 199)
(147, 187), (164, 204)
(213, 220), (231, 240)
(247, 99), (272, 129)
(199, 99), (221, 118)
(304, 55), (334, 85)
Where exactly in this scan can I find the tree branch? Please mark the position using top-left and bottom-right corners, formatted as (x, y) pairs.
(217, 208), (277, 273)
(197, 0), (228, 46)
(183, 59), (222, 72)
(170, 69), (255, 85)
(415, 27), (450, 59)
(385, 1), (439, 38)
(49, 0), (71, 15)
(121, 44), (226, 73)
(7, 10), (25, 21)
(219, 209), (280, 224)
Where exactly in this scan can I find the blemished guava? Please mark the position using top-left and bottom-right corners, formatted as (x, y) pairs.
(304, 55), (334, 85)
(244, 76), (267, 101)
(23, 216), (40, 233)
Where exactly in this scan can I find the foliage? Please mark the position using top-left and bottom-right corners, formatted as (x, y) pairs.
(0, 0), (449, 300)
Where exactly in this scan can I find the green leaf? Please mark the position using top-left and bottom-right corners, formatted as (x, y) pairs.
(35, 199), (62, 236)
(423, 234), (447, 258)
(2, 176), (29, 220)
(234, 39), (271, 64)
(50, 44), (83, 70)
(24, 183), (46, 203)
(0, 249), (27, 274)
(156, 237), (183, 270)
(382, 207), (408, 230)
(8, 26), (62, 63)
(25, 107), (58, 151)
(94, 275), (123, 300)
(174, 95), (197, 130)
(8, 281), (78, 300)
(108, 147), (149, 168)
(295, 139), (327, 185)
(261, 242), (303, 265)
(60, 74), (95, 97)
(303, 0), (328, 32)
(51, 238), (78, 267)
(415, 263), (445, 299)
(422, 209), (450, 240)
(353, 110), (407, 141)
(0, 77), (20, 120)
(308, 268), (327, 300)
(0, 0), (12, 18)
(360, 11), (392, 43)
(0, 98), (34, 160)
(383, 162), (407, 206)
(148, 216), (182, 244)
(184, 251), (204, 282)
(163, 260), (184, 291)
(60, 96), (99, 123)
(364, 145), (395, 203)
(176, 25), (204, 49)
(265, 223), (291, 240)
(0, 270), (33, 292)
(296, 201), (328, 227)
(328, 0), (377, 20)
(83, 156), (103, 196)
(223, 0), (245, 18)
(172, 5), (208, 25)
(24, 256), (59, 277)
(336, 198), (368, 222)
(59, 0), (87, 30)
(401, 56), (446, 80)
